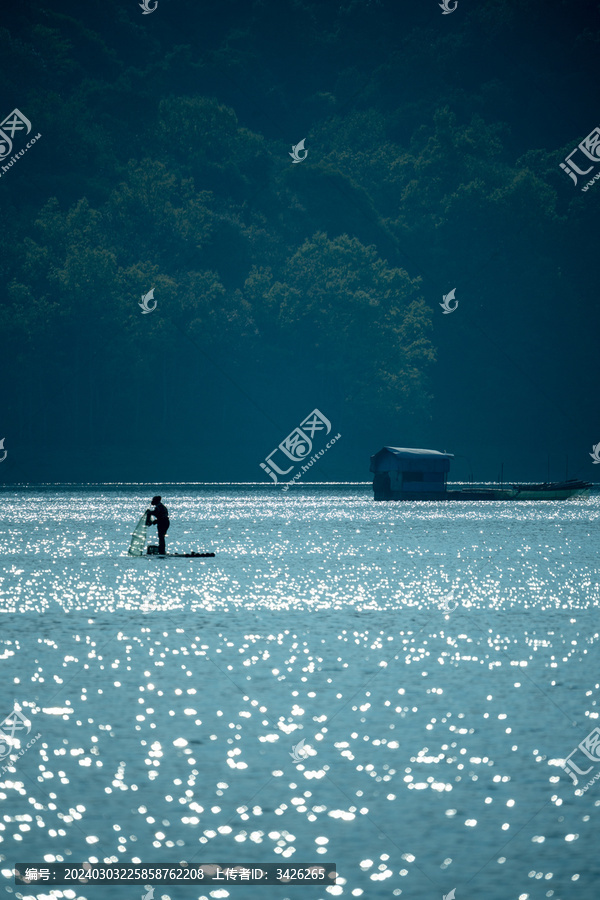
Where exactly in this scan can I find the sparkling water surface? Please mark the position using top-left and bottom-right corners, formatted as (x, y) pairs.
(1, 484), (599, 900)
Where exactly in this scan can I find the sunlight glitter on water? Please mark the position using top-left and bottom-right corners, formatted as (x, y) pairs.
(1, 486), (599, 899)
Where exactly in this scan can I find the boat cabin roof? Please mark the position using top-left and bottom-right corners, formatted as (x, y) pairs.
(370, 447), (454, 473)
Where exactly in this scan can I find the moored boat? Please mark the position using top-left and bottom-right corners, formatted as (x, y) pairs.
(370, 447), (592, 501)
(509, 479), (591, 501)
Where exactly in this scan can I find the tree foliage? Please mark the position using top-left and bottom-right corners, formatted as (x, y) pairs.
(0, 0), (598, 479)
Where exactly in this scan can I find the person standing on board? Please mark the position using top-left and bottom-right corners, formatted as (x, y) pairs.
(147, 495), (170, 555)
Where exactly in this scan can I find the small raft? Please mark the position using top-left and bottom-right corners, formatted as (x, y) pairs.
(127, 512), (215, 557)
(146, 546), (215, 558)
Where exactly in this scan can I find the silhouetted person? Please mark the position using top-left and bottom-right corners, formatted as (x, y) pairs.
(148, 495), (170, 555)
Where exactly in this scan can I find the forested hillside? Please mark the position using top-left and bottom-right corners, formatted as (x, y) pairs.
(0, 0), (598, 481)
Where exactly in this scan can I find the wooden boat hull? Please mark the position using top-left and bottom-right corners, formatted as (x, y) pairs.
(510, 481), (591, 501)
(374, 481), (592, 502)
(374, 489), (514, 501)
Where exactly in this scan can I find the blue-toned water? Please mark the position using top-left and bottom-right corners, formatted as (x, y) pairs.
(1, 484), (599, 900)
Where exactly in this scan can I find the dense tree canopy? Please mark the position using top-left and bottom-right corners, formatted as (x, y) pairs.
(0, 0), (598, 481)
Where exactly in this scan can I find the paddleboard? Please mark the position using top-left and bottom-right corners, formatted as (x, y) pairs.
(146, 548), (215, 558)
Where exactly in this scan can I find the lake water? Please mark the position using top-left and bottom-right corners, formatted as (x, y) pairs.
(1, 484), (599, 900)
